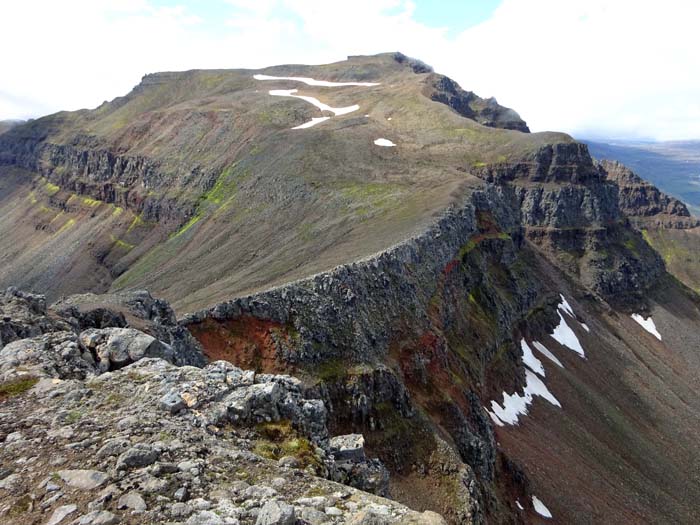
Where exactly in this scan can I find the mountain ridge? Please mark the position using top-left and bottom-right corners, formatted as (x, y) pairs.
(1, 53), (700, 524)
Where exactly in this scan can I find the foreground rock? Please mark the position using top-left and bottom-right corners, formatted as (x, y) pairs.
(0, 291), (440, 524)
(0, 288), (205, 382)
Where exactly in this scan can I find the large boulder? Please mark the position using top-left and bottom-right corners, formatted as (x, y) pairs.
(51, 290), (205, 367)
(0, 331), (96, 381)
(79, 327), (172, 372)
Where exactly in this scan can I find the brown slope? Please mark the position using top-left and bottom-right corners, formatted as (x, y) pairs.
(0, 53), (565, 312)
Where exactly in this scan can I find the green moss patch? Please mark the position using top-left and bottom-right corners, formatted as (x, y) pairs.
(0, 376), (39, 402)
(252, 420), (320, 468)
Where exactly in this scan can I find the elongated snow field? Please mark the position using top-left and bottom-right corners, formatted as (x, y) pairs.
(488, 369), (561, 426)
(532, 496), (553, 518)
(521, 339), (545, 376)
(551, 312), (585, 357)
(631, 313), (662, 340)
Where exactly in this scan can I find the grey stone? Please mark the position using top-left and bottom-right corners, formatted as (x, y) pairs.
(47, 504), (78, 525)
(76, 510), (121, 525)
(345, 511), (391, 525)
(160, 390), (186, 414)
(171, 502), (193, 518)
(96, 438), (130, 458)
(300, 507), (329, 525)
(58, 469), (108, 490)
(117, 491), (147, 511)
(116, 444), (159, 470)
(256, 500), (295, 525)
(79, 327), (164, 372)
(186, 510), (225, 525)
(0, 472), (22, 492)
(330, 434), (366, 462)
(175, 486), (189, 501)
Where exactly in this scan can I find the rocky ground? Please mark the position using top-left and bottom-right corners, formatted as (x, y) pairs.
(0, 288), (444, 525)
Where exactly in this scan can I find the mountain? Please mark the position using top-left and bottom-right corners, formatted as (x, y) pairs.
(2, 53), (700, 524)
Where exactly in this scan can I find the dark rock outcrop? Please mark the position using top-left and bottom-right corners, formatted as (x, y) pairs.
(601, 159), (699, 228)
(425, 74), (530, 132)
(0, 288), (72, 347)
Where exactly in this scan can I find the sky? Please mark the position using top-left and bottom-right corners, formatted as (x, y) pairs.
(1, 0), (699, 141)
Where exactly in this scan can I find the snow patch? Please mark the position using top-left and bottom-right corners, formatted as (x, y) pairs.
(487, 369), (561, 426)
(631, 314), (662, 340)
(254, 74), (380, 87)
(580, 322), (590, 332)
(292, 117), (331, 129)
(532, 496), (552, 518)
(551, 311), (585, 357)
(521, 339), (544, 376)
(516, 500), (524, 511)
(267, 89), (359, 129)
(559, 294), (575, 317)
(374, 138), (396, 147)
(532, 341), (564, 368)
(268, 89), (359, 116)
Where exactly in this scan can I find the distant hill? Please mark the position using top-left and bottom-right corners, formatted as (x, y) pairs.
(584, 139), (700, 215)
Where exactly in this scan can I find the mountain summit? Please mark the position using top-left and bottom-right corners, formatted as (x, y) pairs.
(1, 53), (700, 524)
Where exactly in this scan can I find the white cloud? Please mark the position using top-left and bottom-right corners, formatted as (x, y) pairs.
(1, 0), (699, 140)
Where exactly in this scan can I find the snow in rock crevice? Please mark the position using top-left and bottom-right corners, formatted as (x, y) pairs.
(487, 369), (561, 427)
(551, 311), (585, 357)
(532, 496), (552, 518)
(253, 74), (380, 87)
(631, 314), (662, 340)
(292, 117), (330, 129)
(532, 341), (564, 368)
(521, 339), (545, 376)
(374, 138), (396, 147)
(559, 294), (575, 317)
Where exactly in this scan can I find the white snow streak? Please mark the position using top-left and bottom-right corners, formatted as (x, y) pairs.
(253, 74), (380, 87)
(488, 369), (561, 426)
(292, 117), (331, 129)
(268, 89), (359, 116)
(631, 314), (662, 340)
(580, 322), (590, 332)
(515, 500), (524, 510)
(559, 294), (575, 317)
(374, 138), (396, 147)
(551, 311), (585, 357)
(521, 339), (545, 376)
(532, 496), (552, 518)
(266, 88), (360, 129)
(532, 341), (564, 368)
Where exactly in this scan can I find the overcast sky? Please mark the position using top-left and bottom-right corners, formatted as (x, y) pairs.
(2, 0), (699, 141)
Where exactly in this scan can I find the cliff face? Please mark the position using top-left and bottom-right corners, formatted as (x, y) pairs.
(0, 125), (195, 224)
(602, 159), (697, 227)
(181, 142), (679, 522)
